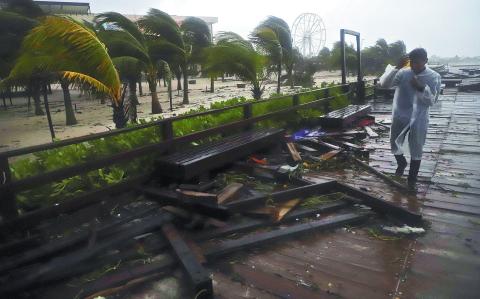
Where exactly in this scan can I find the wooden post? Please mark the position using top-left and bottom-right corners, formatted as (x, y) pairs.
(0, 157), (18, 221)
(243, 103), (253, 131)
(161, 120), (174, 153)
(292, 94), (299, 106)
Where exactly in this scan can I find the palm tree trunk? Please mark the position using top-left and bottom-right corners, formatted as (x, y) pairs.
(210, 76), (215, 93)
(288, 66), (294, 88)
(60, 80), (77, 125)
(113, 83), (128, 128)
(2, 92), (6, 110)
(138, 80), (143, 96)
(42, 84), (55, 141)
(277, 63), (282, 94)
(128, 80), (138, 123)
(176, 72), (182, 90)
(182, 64), (189, 105)
(32, 83), (44, 116)
(168, 77), (173, 111)
(148, 77), (162, 114)
(252, 81), (263, 100)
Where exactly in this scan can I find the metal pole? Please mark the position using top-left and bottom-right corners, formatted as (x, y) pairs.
(356, 35), (362, 83)
(340, 29), (346, 85)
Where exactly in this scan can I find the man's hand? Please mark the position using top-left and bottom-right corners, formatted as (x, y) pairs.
(396, 56), (409, 69)
(411, 76), (426, 92)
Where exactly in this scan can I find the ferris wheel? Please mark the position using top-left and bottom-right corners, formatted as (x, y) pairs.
(292, 13), (326, 57)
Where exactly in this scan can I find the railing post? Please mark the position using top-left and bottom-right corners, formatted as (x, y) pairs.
(243, 103), (253, 131)
(0, 156), (18, 220)
(161, 120), (174, 153)
(292, 94), (300, 106)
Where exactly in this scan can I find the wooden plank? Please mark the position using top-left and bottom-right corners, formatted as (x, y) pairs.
(204, 212), (370, 260)
(364, 126), (379, 138)
(176, 189), (218, 205)
(286, 142), (302, 162)
(225, 181), (337, 212)
(0, 175), (148, 235)
(336, 182), (422, 225)
(0, 206), (158, 275)
(195, 200), (350, 241)
(274, 198), (301, 221)
(217, 183), (244, 204)
(320, 149), (342, 161)
(142, 187), (230, 219)
(351, 157), (409, 192)
(0, 212), (173, 296)
(161, 223), (212, 297)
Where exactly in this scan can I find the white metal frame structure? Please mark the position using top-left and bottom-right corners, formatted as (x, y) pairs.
(292, 13), (326, 57)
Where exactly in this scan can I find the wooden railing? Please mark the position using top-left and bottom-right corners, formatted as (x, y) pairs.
(0, 81), (370, 223)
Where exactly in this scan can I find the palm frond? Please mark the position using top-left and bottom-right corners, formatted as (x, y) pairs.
(7, 16), (121, 101)
(138, 9), (185, 51)
(94, 12), (145, 47)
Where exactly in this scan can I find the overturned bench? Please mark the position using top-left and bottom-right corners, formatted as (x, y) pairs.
(155, 128), (285, 180)
(318, 104), (372, 128)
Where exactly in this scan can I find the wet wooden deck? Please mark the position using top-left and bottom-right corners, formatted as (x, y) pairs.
(210, 89), (480, 299)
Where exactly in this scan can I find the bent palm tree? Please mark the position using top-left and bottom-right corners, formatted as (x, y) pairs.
(3, 16), (121, 131)
(205, 32), (267, 100)
(95, 12), (163, 115)
(251, 16), (293, 92)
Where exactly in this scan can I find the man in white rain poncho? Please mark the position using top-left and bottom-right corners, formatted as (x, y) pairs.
(379, 48), (441, 191)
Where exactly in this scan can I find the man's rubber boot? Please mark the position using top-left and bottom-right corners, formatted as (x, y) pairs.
(394, 155), (408, 176)
(408, 160), (421, 192)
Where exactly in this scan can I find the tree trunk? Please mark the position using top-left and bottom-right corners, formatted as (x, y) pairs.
(42, 84), (55, 141)
(128, 80), (138, 123)
(168, 77), (173, 111)
(33, 83), (44, 115)
(210, 76), (215, 93)
(148, 78), (162, 114)
(163, 77), (167, 87)
(288, 66), (294, 88)
(138, 80), (143, 96)
(277, 63), (282, 94)
(113, 84), (128, 128)
(60, 80), (77, 125)
(182, 65), (189, 105)
(176, 72), (182, 90)
(2, 92), (6, 110)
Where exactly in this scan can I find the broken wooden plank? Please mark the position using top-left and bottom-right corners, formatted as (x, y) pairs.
(274, 198), (301, 221)
(178, 181), (215, 192)
(176, 189), (218, 205)
(0, 212), (173, 296)
(204, 212), (370, 260)
(286, 142), (302, 162)
(320, 149), (342, 161)
(351, 157), (409, 192)
(318, 104), (372, 128)
(364, 126), (379, 138)
(195, 200), (350, 241)
(336, 182), (422, 225)
(161, 223), (213, 297)
(142, 187), (229, 219)
(0, 206), (158, 275)
(217, 183), (244, 204)
(70, 201), (351, 298)
(225, 181), (337, 212)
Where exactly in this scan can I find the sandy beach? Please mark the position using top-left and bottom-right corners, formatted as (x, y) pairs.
(0, 71), (371, 152)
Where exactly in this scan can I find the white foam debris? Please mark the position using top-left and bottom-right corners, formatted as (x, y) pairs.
(382, 225), (425, 234)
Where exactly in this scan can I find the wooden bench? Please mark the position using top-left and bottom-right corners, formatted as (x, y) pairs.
(318, 104), (371, 128)
(155, 128), (285, 180)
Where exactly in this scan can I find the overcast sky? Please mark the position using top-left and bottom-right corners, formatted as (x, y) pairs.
(88, 0), (480, 57)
